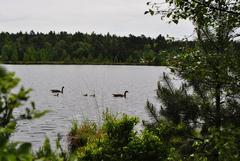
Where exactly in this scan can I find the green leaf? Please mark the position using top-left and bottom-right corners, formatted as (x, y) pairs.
(172, 19), (178, 24)
(144, 11), (149, 15)
(6, 154), (17, 161)
(32, 110), (51, 119)
(149, 9), (154, 15)
(17, 143), (32, 155)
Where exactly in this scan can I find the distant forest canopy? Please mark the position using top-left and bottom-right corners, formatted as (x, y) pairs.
(0, 31), (196, 65)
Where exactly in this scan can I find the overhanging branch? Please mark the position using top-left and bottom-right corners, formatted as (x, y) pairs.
(191, 0), (240, 16)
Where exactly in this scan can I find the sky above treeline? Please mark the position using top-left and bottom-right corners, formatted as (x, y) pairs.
(0, 0), (194, 39)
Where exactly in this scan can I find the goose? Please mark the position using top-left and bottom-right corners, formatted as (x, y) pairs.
(83, 93), (88, 96)
(50, 86), (64, 94)
(90, 94), (95, 97)
(112, 91), (128, 98)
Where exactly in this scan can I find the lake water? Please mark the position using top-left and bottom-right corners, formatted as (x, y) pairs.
(4, 65), (180, 150)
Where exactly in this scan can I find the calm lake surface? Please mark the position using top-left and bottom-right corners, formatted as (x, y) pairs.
(4, 65), (180, 150)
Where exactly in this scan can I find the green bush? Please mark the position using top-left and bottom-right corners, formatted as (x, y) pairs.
(70, 112), (169, 161)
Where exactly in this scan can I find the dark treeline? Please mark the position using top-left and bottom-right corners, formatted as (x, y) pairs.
(0, 31), (195, 65)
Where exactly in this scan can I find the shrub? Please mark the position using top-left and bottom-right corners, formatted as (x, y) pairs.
(71, 112), (169, 161)
(68, 120), (101, 152)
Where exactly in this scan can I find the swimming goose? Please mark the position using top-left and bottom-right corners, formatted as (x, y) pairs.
(112, 91), (128, 98)
(50, 86), (64, 94)
(90, 94), (95, 97)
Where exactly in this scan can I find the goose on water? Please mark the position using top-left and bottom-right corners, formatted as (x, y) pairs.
(50, 86), (64, 94)
(90, 94), (95, 97)
(112, 91), (128, 98)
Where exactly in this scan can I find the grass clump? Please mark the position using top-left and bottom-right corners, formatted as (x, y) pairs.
(68, 120), (102, 152)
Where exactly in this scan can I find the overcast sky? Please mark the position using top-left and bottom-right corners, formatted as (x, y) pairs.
(0, 0), (194, 38)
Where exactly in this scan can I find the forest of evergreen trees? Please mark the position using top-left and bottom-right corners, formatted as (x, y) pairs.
(0, 31), (195, 65)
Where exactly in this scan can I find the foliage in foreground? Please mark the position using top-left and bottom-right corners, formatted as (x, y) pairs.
(144, 74), (240, 161)
(0, 66), (51, 161)
(144, 0), (240, 160)
(0, 66), (33, 160)
(68, 113), (169, 161)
